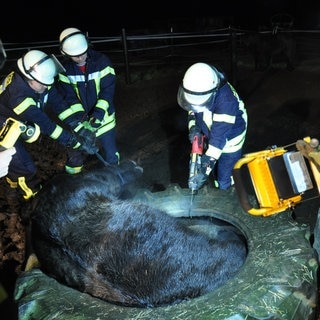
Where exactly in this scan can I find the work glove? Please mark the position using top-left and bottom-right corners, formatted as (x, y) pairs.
(89, 117), (102, 129)
(81, 120), (96, 133)
(188, 125), (201, 143)
(188, 171), (208, 191)
(188, 154), (216, 191)
(77, 127), (98, 154)
(68, 128), (98, 155)
(80, 117), (101, 133)
(201, 154), (216, 175)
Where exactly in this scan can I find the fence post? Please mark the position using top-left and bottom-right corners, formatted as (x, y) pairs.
(121, 28), (131, 84)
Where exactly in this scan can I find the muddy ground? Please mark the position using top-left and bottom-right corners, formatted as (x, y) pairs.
(1, 59), (320, 319)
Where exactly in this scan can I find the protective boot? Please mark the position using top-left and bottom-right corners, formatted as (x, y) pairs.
(17, 176), (42, 200)
(65, 164), (83, 174)
(65, 149), (85, 174)
(5, 177), (22, 212)
(6, 177), (18, 189)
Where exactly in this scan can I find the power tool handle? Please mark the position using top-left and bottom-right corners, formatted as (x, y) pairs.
(191, 134), (204, 154)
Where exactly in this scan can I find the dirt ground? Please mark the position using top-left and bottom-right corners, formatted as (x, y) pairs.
(1, 58), (320, 319)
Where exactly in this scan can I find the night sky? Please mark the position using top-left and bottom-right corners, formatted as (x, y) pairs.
(1, 1), (319, 43)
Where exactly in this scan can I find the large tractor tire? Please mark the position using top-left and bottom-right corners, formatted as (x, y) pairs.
(15, 185), (318, 319)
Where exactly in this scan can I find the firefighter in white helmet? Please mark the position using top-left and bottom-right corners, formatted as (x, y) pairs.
(59, 27), (89, 56)
(0, 50), (98, 201)
(178, 62), (248, 190)
(57, 27), (119, 174)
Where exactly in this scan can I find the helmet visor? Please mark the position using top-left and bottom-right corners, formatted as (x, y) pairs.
(50, 54), (66, 74)
(177, 84), (216, 113)
(23, 54), (65, 85)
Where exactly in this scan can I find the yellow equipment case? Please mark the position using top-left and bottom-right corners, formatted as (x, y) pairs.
(233, 142), (320, 216)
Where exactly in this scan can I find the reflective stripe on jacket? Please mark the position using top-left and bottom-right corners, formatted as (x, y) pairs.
(0, 71), (72, 145)
(189, 82), (248, 160)
(57, 48), (116, 133)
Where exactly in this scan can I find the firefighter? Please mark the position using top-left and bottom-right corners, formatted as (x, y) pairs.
(178, 62), (248, 190)
(57, 27), (119, 174)
(0, 50), (97, 200)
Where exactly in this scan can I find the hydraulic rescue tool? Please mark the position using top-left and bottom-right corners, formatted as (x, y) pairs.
(233, 138), (320, 217)
(0, 117), (40, 151)
(188, 133), (205, 215)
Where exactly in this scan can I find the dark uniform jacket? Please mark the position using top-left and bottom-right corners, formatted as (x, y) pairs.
(57, 48), (116, 135)
(0, 70), (73, 145)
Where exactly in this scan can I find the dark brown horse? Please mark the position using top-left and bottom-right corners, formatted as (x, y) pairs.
(30, 161), (247, 308)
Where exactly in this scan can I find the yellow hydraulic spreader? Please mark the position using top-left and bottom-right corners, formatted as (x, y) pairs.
(233, 144), (319, 217)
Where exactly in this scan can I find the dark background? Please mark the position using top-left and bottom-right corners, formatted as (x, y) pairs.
(1, 1), (319, 42)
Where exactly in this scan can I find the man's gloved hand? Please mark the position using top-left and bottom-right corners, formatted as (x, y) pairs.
(89, 117), (102, 129)
(76, 127), (98, 154)
(189, 125), (201, 143)
(80, 117), (102, 133)
(68, 129), (98, 155)
(188, 154), (216, 191)
(76, 136), (99, 155)
(81, 120), (96, 132)
(77, 127), (96, 141)
(188, 172), (208, 191)
(201, 154), (216, 175)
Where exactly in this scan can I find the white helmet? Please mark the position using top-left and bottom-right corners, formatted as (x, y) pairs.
(17, 50), (58, 85)
(177, 63), (221, 112)
(59, 27), (88, 56)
